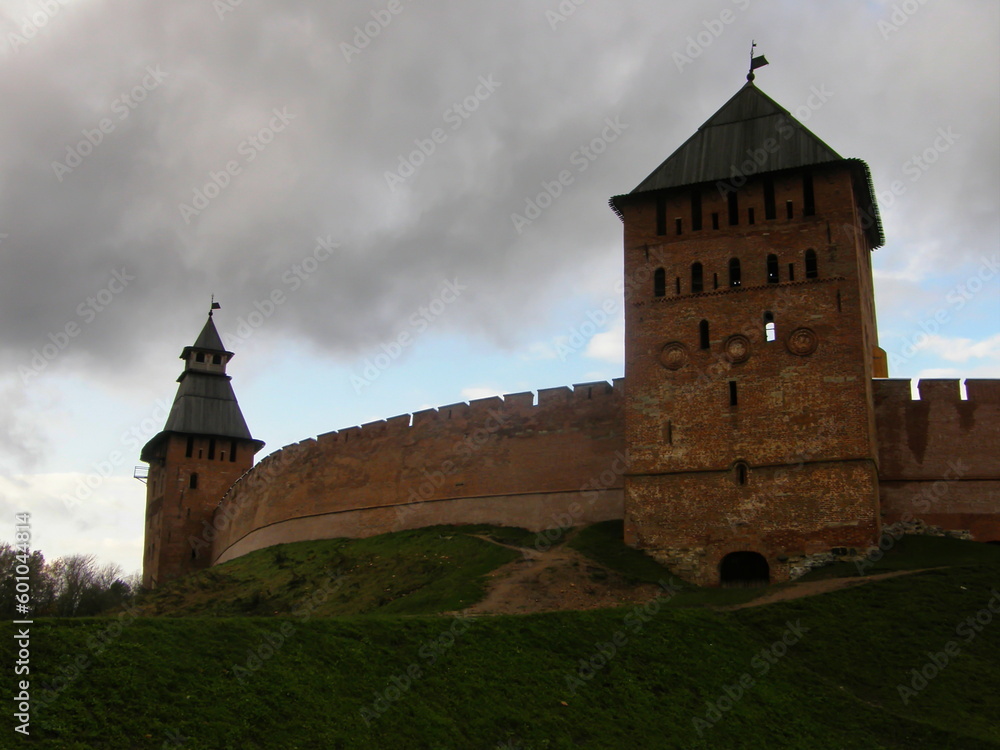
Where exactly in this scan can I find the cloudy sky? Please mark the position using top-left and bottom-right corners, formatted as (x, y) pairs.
(0, 0), (997, 575)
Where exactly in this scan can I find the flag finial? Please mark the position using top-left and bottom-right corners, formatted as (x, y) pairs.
(747, 41), (768, 82)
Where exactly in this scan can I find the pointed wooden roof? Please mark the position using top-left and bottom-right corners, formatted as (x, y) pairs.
(630, 81), (843, 193)
(610, 81), (884, 248)
(140, 314), (263, 461)
(181, 313), (232, 360)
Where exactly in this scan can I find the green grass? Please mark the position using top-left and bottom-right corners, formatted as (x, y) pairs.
(8, 525), (999, 748)
(568, 520), (788, 608)
(6, 564), (999, 749)
(797, 534), (1000, 581)
(133, 525), (525, 617)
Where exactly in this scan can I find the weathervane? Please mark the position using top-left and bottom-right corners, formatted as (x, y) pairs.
(209, 294), (221, 317)
(747, 40), (769, 82)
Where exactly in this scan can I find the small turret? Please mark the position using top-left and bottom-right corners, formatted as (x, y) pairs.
(139, 305), (264, 589)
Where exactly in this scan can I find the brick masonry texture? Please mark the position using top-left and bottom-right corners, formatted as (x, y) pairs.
(145, 152), (998, 588)
(208, 381), (626, 564)
(875, 378), (1000, 542)
(185, 164), (999, 587)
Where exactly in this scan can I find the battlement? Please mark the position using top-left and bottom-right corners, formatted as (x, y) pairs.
(873, 378), (1000, 405)
(209, 379), (627, 562)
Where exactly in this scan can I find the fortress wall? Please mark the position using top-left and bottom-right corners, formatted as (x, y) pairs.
(209, 380), (627, 563)
(874, 379), (1000, 540)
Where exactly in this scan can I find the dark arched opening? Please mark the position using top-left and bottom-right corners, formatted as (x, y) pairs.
(699, 319), (710, 350)
(728, 257), (741, 287)
(766, 254), (779, 283)
(691, 262), (704, 293)
(654, 268), (666, 297)
(805, 248), (818, 279)
(720, 551), (770, 587)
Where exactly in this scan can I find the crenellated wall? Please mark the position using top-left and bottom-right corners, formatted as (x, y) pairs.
(874, 379), (1000, 541)
(202, 375), (1000, 570)
(208, 380), (627, 564)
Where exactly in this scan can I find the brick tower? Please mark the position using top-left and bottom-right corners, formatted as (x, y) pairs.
(610, 77), (886, 585)
(139, 308), (264, 588)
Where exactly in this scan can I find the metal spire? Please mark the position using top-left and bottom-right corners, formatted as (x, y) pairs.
(747, 41), (769, 82)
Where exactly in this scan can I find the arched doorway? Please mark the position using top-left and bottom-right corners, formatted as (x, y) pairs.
(719, 551), (770, 587)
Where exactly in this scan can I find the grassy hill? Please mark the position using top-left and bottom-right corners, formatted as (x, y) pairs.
(5, 525), (1000, 749)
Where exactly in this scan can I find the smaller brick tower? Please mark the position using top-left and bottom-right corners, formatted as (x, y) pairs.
(139, 308), (264, 588)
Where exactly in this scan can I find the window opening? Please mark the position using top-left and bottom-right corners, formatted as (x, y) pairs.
(691, 262), (703, 293)
(729, 258), (741, 287)
(766, 254), (779, 283)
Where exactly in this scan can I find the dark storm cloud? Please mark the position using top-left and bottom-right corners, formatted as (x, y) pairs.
(0, 0), (996, 380)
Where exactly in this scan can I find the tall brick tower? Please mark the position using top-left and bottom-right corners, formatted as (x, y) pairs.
(139, 308), (264, 588)
(610, 77), (886, 585)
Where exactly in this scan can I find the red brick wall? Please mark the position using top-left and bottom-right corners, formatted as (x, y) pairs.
(209, 381), (626, 563)
(617, 163), (882, 584)
(143, 434), (256, 587)
(875, 378), (1000, 541)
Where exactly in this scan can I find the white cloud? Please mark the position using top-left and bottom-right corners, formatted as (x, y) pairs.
(584, 320), (624, 364)
(460, 386), (502, 401)
(914, 333), (1000, 362)
(0, 473), (143, 574)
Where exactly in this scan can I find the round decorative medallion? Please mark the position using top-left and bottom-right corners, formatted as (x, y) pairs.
(723, 334), (752, 364)
(659, 342), (688, 370)
(786, 327), (819, 356)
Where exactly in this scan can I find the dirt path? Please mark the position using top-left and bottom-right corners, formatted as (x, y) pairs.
(461, 533), (945, 615)
(463, 533), (662, 615)
(718, 568), (935, 610)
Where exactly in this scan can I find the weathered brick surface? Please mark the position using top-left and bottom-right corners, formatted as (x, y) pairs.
(209, 382), (626, 563)
(143, 434), (256, 588)
(875, 378), (1000, 541)
(617, 164), (883, 584)
(143, 159), (999, 587)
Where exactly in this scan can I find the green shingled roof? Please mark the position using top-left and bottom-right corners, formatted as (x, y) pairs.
(141, 314), (263, 461)
(629, 81), (843, 193)
(610, 81), (884, 248)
